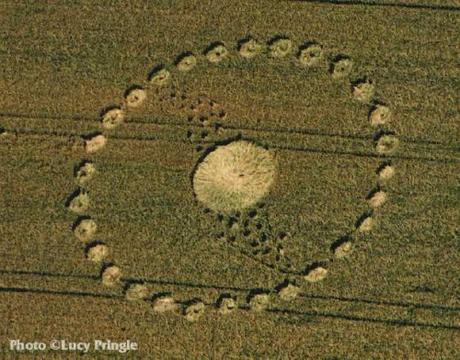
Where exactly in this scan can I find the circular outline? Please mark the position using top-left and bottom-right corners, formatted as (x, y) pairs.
(67, 36), (398, 320)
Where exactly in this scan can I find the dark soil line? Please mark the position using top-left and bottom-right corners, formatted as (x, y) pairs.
(288, 0), (460, 12)
(0, 286), (121, 300)
(268, 308), (460, 331)
(1, 111), (457, 150)
(1, 285), (458, 330)
(300, 293), (460, 312)
(2, 269), (459, 313)
(5, 127), (459, 164)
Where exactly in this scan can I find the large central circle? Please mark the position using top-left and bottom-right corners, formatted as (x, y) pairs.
(193, 140), (276, 213)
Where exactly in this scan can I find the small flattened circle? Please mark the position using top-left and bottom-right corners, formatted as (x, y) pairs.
(330, 57), (353, 79)
(239, 39), (263, 59)
(149, 67), (171, 85)
(101, 108), (125, 130)
(298, 43), (323, 67)
(125, 88), (147, 108)
(269, 38), (292, 58)
(176, 53), (197, 72)
(369, 104), (391, 126)
(206, 44), (229, 63)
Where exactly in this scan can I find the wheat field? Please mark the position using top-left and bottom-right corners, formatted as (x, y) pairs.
(0, 1), (459, 358)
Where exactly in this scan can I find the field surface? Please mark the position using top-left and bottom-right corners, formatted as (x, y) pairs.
(0, 1), (459, 359)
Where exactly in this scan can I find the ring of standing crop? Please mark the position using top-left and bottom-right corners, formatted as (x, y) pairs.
(66, 36), (399, 321)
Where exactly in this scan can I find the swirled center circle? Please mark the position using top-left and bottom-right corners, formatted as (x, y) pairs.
(193, 140), (276, 213)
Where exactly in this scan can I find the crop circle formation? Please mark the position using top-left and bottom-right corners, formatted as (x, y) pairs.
(64, 34), (400, 322)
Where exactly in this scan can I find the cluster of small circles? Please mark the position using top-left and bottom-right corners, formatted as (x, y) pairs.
(185, 94), (227, 153)
(215, 206), (293, 271)
(64, 35), (399, 321)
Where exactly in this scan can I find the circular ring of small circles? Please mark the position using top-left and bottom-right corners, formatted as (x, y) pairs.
(66, 35), (399, 321)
